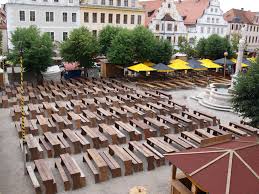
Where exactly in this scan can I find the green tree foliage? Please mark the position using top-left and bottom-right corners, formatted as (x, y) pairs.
(131, 26), (156, 62)
(150, 39), (173, 64)
(98, 26), (122, 55)
(107, 29), (135, 66)
(60, 27), (100, 76)
(8, 26), (53, 79)
(196, 34), (234, 60)
(231, 33), (241, 52)
(232, 57), (259, 127)
(178, 36), (196, 57)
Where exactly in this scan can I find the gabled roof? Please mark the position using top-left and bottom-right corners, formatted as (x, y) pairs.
(166, 136), (259, 194)
(224, 9), (256, 24)
(161, 13), (175, 21)
(140, 0), (163, 26)
(175, 0), (210, 25)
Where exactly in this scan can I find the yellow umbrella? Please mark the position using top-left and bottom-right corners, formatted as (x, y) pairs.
(128, 63), (156, 72)
(231, 58), (248, 67)
(168, 59), (192, 70)
(247, 57), (256, 63)
(143, 61), (154, 67)
(199, 59), (222, 69)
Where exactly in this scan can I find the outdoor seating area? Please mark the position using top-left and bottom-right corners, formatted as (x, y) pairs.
(1, 77), (258, 194)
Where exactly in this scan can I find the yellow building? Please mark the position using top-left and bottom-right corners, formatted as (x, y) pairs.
(80, 0), (145, 36)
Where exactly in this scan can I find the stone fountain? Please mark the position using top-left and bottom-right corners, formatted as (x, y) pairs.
(196, 27), (247, 112)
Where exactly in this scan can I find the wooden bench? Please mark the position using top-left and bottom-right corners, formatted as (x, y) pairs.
(44, 132), (62, 157)
(121, 105), (143, 119)
(164, 134), (192, 149)
(81, 126), (108, 148)
(157, 101), (180, 113)
(34, 159), (57, 194)
(181, 131), (203, 145)
(168, 100), (188, 111)
(99, 123), (126, 144)
(128, 141), (155, 171)
(135, 104), (156, 118)
(171, 113), (195, 131)
(100, 151), (122, 178)
(115, 121), (141, 141)
(182, 111), (209, 128)
(122, 147), (144, 172)
(29, 119), (39, 135)
(83, 154), (100, 183)
(67, 111), (81, 129)
(51, 113), (65, 130)
(63, 129), (81, 154)
(130, 119), (156, 139)
(144, 117), (170, 136)
(82, 109), (99, 127)
(147, 137), (178, 154)
(55, 101), (67, 116)
(109, 106), (128, 122)
(206, 126), (229, 136)
(26, 165), (41, 194)
(146, 102), (168, 115)
(74, 130), (91, 152)
(39, 136), (53, 158)
(56, 134), (71, 154)
(219, 124), (247, 137)
(87, 149), (109, 182)
(193, 110), (220, 126)
(195, 129), (215, 138)
(25, 134), (43, 161)
(60, 153), (85, 189)
(108, 144), (133, 176)
(97, 108), (114, 125)
(229, 122), (259, 135)
(36, 115), (49, 132)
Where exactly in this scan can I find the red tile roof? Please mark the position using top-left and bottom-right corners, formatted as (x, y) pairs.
(224, 9), (256, 24)
(140, 0), (163, 26)
(0, 8), (6, 30)
(166, 136), (259, 194)
(175, 0), (210, 25)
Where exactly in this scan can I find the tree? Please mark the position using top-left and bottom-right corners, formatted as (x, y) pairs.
(98, 26), (122, 55)
(150, 39), (173, 64)
(60, 27), (99, 76)
(131, 26), (156, 62)
(196, 38), (207, 58)
(178, 36), (196, 57)
(8, 26), (53, 81)
(232, 57), (259, 127)
(231, 33), (241, 52)
(204, 34), (233, 60)
(107, 29), (135, 66)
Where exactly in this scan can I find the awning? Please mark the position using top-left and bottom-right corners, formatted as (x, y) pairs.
(231, 58), (249, 67)
(187, 59), (208, 71)
(214, 58), (235, 65)
(128, 63), (156, 72)
(153, 63), (174, 72)
(199, 59), (222, 69)
(169, 59), (192, 70)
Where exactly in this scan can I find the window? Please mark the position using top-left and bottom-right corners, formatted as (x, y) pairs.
(200, 26), (204, 33)
(48, 32), (54, 41)
(72, 13), (76, 22)
(174, 25), (177, 31)
(167, 23), (172, 31)
(30, 11), (35, 21)
(92, 30), (97, 37)
(54, 0), (58, 2)
(221, 28), (224, 34)
(101, 0), (105, 5)
(130, 15), (134, 24)
(123, 14), (127, 24)
(162, 23), (164, 31)
(63, 32), (68, 41)
(137, 15), (141, 25)
(46, 12), (54, 22)
(215, 8), (218, 13)
(156, 24), (159, 31)
(20, 11), (25, 21)
(248, 36), (251, 43)
(117, 0), (121, 6)
(109, 0), (113, 5)
(63, 12), (67, 22)
(168, 3), (171, 8)
(84, 12), (89, 23)
(207, 27), (211, 33)
(116, 14), (120, 24)
(131, 0), (135, 7)
(93, 0), (97, 4)
(93, 13), (97, 23)
(211, 8), (213, 12)
(173, 36), (176, 43)
(231, 24), (234, 30)
(101, 13), (105, 23)
(250, 26), (252, 31)
(69, 0), (73, 3)
(217, 28), (219, 34)
(216, 18), (219, 23)
(108, 14), (113, 23)
(212, 18), (215, 23)
(124, 0), (128, 7)
(167, 36), (171, 42)
(212, 27), (215, 33)
(207, 17), (210, 23)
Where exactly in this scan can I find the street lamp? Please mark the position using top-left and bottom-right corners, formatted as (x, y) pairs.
(224, 51), (228, 78)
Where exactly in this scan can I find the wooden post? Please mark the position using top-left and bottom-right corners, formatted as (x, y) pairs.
(172, 165), (177, 180)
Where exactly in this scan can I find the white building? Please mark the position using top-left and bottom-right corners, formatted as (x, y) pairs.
(5, 0), (80, 49)
(224, 8), (259, 52)
(141, 0), (187, 47)
(175, 0), (228, 42)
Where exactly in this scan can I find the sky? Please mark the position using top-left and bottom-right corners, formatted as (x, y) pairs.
(0, 0), (259, 12)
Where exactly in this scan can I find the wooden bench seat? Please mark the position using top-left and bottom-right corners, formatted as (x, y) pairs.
(99, 123), (126, 144)
(26, 165), (41, 194)
(130, 119), (156, 139)
(51, 113), (65, 130)
(39, 136), (53, 158)
(171, 113), (195, 131)
(29, 119), (39, 135)
(144, 117), (170, 136)
(147, 137), (178, 154)
(67, 111), (81, 129)
(115, 121), (141, 141)
(219, 124), (247, 137)
(143, 142), (165, 166)
(55, 160), (71, 190)
(57, 134), (71, 154)
(181, 131), (203, 144)
(81, 126), (108, 148)
(75, 130), (91, 152)
(123, 147), (144, 172)
(100, 151), (122, 178)
(25, 134), (43, 161)
(83, 154), (100, 183)
(229, 122), (259, 135)
(63, 129), (81, 154)
(193, 110), (220, 126)
(164, 134), (192, 149)
(195, 129), (215, 138)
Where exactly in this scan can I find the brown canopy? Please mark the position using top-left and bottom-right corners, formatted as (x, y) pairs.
(165, 136), (259, 194)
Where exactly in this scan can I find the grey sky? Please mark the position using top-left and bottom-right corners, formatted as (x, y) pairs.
(0, 0), (258, 13)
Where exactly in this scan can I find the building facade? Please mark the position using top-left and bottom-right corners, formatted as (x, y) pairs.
(175, 0), (228, 42)
(141, 0), (187, 47)
(0, 7), (8, 54)
(224, 8), (259, 52)
(80, 0), (145, 36)
(5, 0), (80, 49)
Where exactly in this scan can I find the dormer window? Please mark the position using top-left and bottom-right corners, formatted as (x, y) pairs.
(168, 3), (171, 8)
